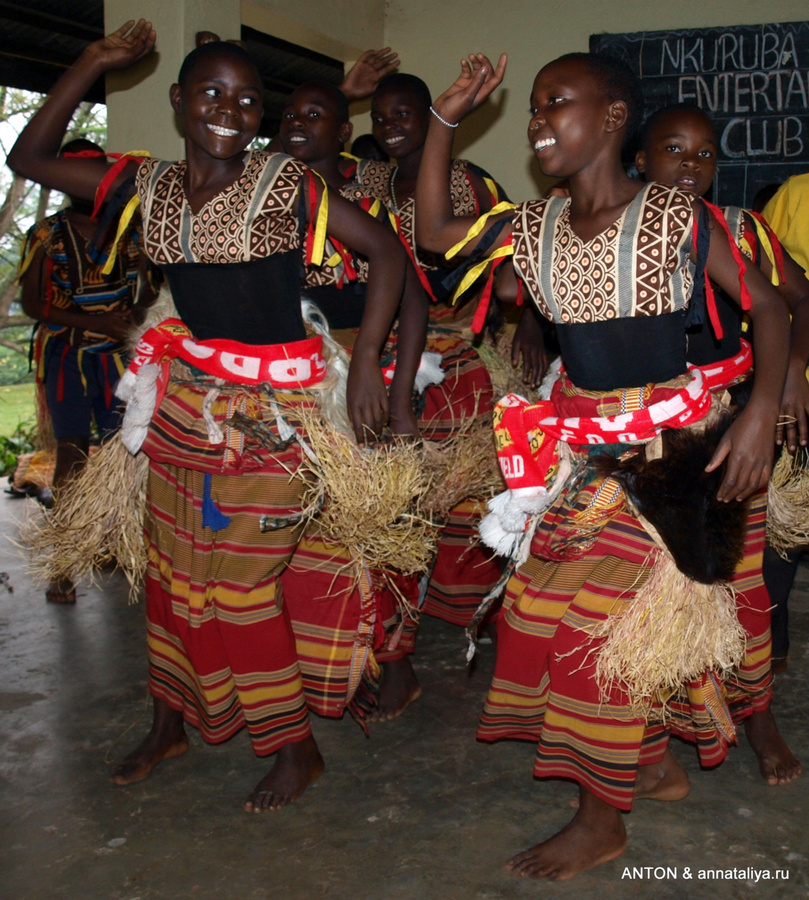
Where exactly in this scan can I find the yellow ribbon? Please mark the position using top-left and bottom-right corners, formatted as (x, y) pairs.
(101, 193), (141, 275)
(450, 243), (514, 305)
(16, 233), (41, 281)
(445, 200), (516, 260)
(308, 170), (330, 267)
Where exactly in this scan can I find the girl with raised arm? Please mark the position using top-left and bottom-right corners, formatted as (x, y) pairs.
(415, 52), (791, 880)
(9, 20), (407, 813)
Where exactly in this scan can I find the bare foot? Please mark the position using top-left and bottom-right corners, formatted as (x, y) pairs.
(634, 748), (691, 801)
(46, 580), (76, 604)
(507, 788), (626, 881)
(366, 657), (422, 722)
(745, 707), (802, 785)
(243, 735), (324, 812)
(110, 699), (188, 785)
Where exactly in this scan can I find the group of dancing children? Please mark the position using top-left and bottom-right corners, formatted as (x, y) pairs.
(9, 18), (804, 883)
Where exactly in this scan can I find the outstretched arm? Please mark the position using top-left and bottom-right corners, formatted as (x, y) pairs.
(701, 207), (791, 501)
(7, 19), (156, 200)
(415, 53), (509, 256)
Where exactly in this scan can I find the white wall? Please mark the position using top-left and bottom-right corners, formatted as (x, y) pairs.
(383, 0), (809, 199)
(242, 0), (386, 57)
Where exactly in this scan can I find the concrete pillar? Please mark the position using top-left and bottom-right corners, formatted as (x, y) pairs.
(103, 0), (241, 159)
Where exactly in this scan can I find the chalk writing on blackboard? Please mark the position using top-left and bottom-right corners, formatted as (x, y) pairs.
(591, 23), (809, 208)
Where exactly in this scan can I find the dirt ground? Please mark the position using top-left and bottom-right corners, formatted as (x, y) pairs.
(0, 488), (806, 900)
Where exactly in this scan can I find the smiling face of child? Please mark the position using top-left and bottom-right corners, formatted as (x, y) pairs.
(636, 108), (718, 198)
(279, 84), (351, 165)
(171, 51), (263, 164)
(526, 57), (621, 180)
(370, 87), (430, 161)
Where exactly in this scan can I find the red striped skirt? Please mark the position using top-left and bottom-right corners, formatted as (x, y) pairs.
(281, 531), (418, 718)
(477, 484), (655, 811)
(640, 488), (773, 768)
(143, 381), (315, 756)
(282, 323), (500, 709)
(418, 325), (504, 627)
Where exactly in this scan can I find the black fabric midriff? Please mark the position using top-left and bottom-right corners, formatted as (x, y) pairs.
(555, 310), (688, 391)
(162, 253), (306, 345)
(303, 282), (367, 329)
(685, 288), (743, 365)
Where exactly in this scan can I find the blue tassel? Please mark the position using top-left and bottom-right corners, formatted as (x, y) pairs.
(202, 473), (232, 531)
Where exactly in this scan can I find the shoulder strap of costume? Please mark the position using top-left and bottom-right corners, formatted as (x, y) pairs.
(746, 210), (785, 285)
(449, 215), (514, 318)
(701, 198), (752, 313)
(71, 150), (151, 219)
(445, 201), (517, 260)
(56, 149), (148, 275)
(304, 169), (329, 267)
(101, 193), (142, 275)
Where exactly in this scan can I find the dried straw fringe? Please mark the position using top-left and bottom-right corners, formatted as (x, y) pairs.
(591, 548), (746, 721)
(19, 289), (503, 601)
(420, 414), (504, 522)
(18, 434), (148, 603)
(475, 329), (542, 401)
(766, 447), (809, 558)
(291, 403), (438, 577)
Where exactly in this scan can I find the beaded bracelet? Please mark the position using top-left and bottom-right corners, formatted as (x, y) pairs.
(429, 106), (459, 129)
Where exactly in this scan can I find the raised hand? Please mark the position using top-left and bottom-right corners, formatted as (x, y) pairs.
(87, 19), (157, 71)
(340, 48), (400, 101)
(431, 52), (507, 127)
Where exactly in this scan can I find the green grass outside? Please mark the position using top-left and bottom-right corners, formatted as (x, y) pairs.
(0, 382), (36, 437)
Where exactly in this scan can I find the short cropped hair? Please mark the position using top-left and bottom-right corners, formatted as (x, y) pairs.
(556, 52), (644, 142)
(375, 72), (432, 109)
(177, 40), (261, 89)
(295, 81), (350, 124)
(639, 103), (715, 152)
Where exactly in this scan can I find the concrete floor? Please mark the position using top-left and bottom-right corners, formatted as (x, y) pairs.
(0, 488), (807, 900)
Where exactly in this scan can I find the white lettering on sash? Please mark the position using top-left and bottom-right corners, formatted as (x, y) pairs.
(501, 455), (524, 480)
(220, 352), (260, 380)
(182, 339), (216, 360)
(268, 357), (313, 384)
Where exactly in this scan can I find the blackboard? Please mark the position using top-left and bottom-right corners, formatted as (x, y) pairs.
(591, 22), (809, 209)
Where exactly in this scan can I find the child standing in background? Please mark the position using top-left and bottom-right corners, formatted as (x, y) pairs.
(635, 103), (803, 788)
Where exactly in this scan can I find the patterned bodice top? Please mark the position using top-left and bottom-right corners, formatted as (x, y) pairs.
(299, 179), (373, 291)
(511, 183), (696, 326)
(345, 158), (485, 271)
(136, 151), (308, 267)
(135, 151), (313, 344)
